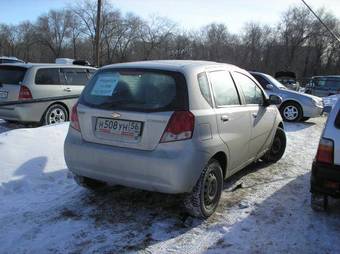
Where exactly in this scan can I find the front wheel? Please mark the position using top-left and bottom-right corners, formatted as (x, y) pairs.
(261, 127), (286, 163)
(184, 159), (223, 218)
(280, 102), (303, 122)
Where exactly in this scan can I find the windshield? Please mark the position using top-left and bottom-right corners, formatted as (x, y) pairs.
(314, 77), (340, 89)
(0, 66), (27, 84)
(264, 74), (287, 89)
(80, 68), (188, 112)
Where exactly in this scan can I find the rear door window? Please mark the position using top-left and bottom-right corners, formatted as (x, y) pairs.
(80, 69), (188, 112)
(233, 72), (264, 105)
(61, 68), (89, 86)
(335, 110), (340, 129)
(197, 72), (213, 106)
(0, 66), (27, 85)
(209, 70), (240, 106)
(35, 68), (61, 85)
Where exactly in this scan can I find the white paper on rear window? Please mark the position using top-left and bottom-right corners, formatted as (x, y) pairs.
(91, 73), (120, 96)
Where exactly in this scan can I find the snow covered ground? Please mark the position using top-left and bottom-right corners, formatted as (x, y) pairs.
(0, 117), (339, 253)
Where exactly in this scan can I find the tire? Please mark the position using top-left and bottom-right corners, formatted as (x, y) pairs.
(311, 193), (328, 211)
(4, 120), (18, 124)
(74, 175), (106, 190)
(301, 117), (310, 122)
(184, 159), (223, 218)
(43, 104), (68, 125)
(261, 127), (286, 163)
(280, 101), (303, 122)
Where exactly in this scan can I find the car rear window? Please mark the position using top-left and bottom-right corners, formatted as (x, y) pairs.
(0, 66), (27, 85)
(79, 68), (188, 112)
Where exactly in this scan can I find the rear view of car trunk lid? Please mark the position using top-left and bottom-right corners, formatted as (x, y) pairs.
(0, 65), (28, 102)
(77, 105), (172, 151)
(76, 67), (188, 151)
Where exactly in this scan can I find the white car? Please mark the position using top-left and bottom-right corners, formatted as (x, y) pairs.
(310, 98), (340, 210)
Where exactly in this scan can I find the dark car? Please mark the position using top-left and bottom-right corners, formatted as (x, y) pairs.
(305, 76), (340, 97)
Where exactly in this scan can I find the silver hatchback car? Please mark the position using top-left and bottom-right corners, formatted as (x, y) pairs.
(64, 60), (286, 218)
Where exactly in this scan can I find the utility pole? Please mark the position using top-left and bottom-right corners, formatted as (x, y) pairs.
(95, 0), (102, 67)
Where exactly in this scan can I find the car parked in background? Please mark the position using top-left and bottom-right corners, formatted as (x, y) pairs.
(64, 60), (286, 218)
(275, 71), (300, 91)
(305, 76), (340, 97)
(250, 71), (323, 122)
(310, 98), (340, 210)
(0, 63), (96, 125)
(0, 56), (25, 64)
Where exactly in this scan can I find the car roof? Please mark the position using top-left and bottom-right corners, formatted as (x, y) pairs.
(0, 56), (22, 60)
(101, 60), (242, 72)
(312, 75), (340, 79)
(0, 63), (97, 69)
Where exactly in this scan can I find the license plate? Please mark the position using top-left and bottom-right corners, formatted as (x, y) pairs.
(95, 118), (142, 139)
(0, 91), (8, 99)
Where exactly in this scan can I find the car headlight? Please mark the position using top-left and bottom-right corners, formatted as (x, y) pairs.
(312, 99), (323, 107)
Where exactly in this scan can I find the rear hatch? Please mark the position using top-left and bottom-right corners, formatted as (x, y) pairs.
(77, 68), (188, 151)
(0, 65), (28, 102)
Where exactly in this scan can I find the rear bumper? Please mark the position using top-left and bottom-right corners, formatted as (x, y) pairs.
(64, 127), (211, 194)
(303, 105), (324, 118)
(310, 161), (340, 198)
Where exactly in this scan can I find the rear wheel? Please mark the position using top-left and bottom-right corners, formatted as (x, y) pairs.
(280, 102), (303, 122)
(311, 193), (328, 211)
(43, 104), (68, 125)
(74, 175), (106, 190)
(184, 159), (223, 218)
(262, 127), (286, 163)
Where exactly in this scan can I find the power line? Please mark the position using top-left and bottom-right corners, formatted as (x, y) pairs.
(300, 0), (340, 43)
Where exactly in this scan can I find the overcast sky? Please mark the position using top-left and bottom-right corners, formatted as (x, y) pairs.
(1, 0), (339, 33)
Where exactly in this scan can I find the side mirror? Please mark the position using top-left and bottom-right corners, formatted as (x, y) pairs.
(267, 94), (282, 105)
(266, 84), (274, 90)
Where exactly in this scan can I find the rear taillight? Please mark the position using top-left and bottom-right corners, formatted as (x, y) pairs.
(18, 85), (32, 100)
(316, 138), (334, 164)
(70, 102), (81, 132)
(160, 111), (195, 143)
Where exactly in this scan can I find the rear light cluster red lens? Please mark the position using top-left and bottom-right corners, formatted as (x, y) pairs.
(70, 102), (81, 132)
(18, 85), (32, 100)
(316, 138), (334, 164)
(160, 111), (195, 143)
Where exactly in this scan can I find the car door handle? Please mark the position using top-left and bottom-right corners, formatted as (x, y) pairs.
(221, 115), (229, 122)
(252, 113), (258, 118)
(64, 88), (72, 92)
